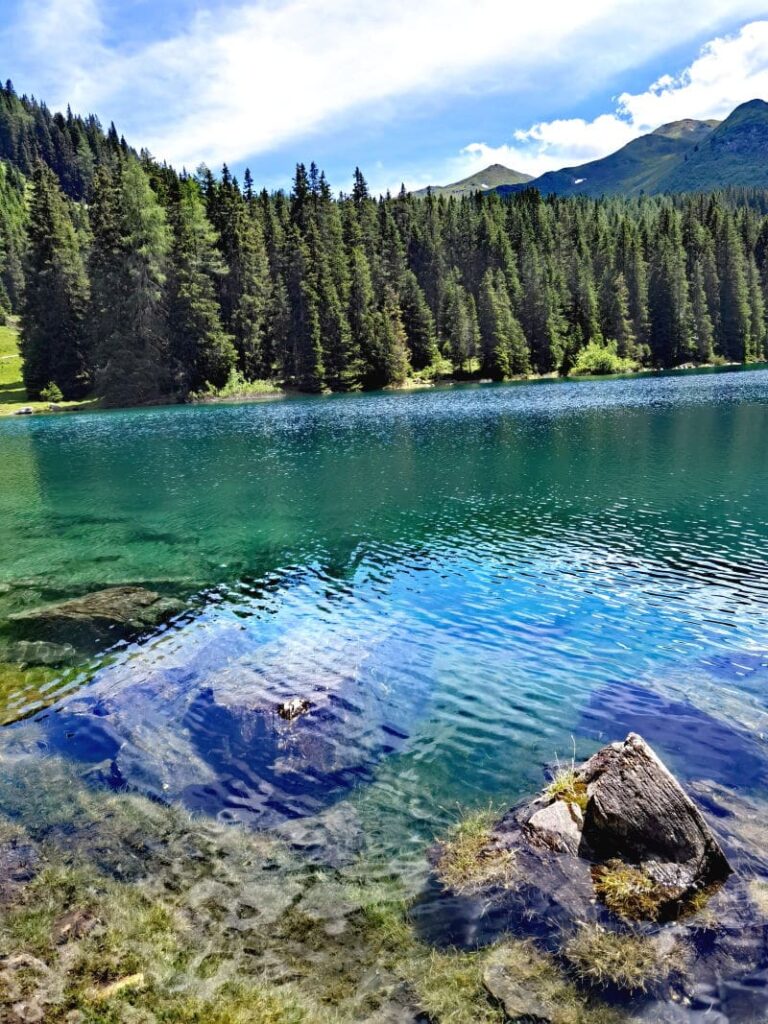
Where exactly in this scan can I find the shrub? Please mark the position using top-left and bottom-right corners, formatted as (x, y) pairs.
(570, 340), (636, 377)
(40, 381), (64, 403)
(190, 368), (281, 401)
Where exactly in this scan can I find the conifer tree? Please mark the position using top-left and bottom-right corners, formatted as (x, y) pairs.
(167, 177), (236, 394)
(440, 276), (480, 374)
(601, 270), (636, 359)
(648, 213), (692, 367)
(399, 270), (437, 370)
(207, 169), (270, 378)
(283, 223), (324, 391)
(348, 245), (379, 386)
(90, 159), (171, 406)
(716, 214), (751, 361)
(747, 256), (766, 360)
(21, 163), (90, 398)
(369, 287), (410, 387)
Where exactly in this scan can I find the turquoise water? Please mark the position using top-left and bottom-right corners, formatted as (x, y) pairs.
(1, 372), (768, 834)
(2, 370), (768, 1017)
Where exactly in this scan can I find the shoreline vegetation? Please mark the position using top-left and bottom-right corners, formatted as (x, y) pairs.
(0, 319), (754, 418)
(2, 83), (768, 418)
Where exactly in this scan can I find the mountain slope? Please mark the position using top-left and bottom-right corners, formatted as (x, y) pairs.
(654, 99), (768, 192)
(413, 163), (532, 198)
(496, 119), (719, 199)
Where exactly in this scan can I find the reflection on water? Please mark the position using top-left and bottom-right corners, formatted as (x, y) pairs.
(1, 368), (768, 1019)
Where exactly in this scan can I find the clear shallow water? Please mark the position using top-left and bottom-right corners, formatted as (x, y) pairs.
(2, 370), (768, 1014)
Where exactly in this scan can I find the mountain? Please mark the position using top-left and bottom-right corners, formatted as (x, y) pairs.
(413, 163), (532, 198)
(496, 119), (719, 199)
(653, 99), (768, 192)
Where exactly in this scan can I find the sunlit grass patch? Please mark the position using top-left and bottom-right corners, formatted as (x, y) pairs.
(592, 860), (669, 921)
(563, 924), (677, 992)
(410, 948), (505, 1024)
(544, 767), (589, 813)
(435, 807), (516, 894)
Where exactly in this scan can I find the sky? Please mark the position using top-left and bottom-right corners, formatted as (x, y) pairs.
(1, 1), (768, 194)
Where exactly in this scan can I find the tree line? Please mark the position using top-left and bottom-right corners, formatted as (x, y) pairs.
(2, 82), (768, 406)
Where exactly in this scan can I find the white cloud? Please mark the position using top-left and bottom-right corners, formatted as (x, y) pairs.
(3, 0), (768, 181)
(456, 20), (768, 181)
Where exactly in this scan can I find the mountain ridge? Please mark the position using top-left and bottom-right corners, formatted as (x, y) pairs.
(418, 100), (768, 200)
(495, 118), (721, 199)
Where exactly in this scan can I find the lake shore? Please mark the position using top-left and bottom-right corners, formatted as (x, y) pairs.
(0, 311), (758, 419)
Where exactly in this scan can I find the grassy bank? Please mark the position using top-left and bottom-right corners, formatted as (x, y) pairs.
(0, 320), (97, 417)
(0, 319), (28, 413)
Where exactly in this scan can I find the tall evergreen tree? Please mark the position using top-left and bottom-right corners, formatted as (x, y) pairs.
(167, 177), (236, 394)
(478, 269), (529, 379)
(601, 270), (636, 358)
(716, 214), (751, 361)
(206, 169), (270, 378)
(440, 276), (480, 373)
(689, 259), (715, 363)
(399, 270), (438, 370)
(21, 163), (90, 398)
(90, 159), (171, 406)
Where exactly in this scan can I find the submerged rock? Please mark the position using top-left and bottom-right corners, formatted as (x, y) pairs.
(6, 640), (77, 667)
(0, 836), (39, 905)
(8, 586), (183, 649)
(277, 697), (312, 721)
(272, 801), (365, 867)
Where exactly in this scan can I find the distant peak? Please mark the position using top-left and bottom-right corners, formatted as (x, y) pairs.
(652, 119), (719, 140)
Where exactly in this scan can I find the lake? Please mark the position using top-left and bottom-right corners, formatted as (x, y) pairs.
(1, 368), (768, 1021)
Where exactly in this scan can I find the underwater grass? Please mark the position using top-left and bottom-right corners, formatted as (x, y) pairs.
(0, 759), (622, 1023)
(434, 807), (516, 894)
(563, 924), (677, 992)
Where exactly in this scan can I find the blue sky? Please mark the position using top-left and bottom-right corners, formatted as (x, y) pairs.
(1, 1), (768, 194)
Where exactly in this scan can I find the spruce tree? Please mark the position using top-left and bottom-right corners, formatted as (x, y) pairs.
(479, 269), (528, 380)
(283, 223), (324, 391)
(90, 159), (171, 406)
(167, 177), (236, 394)
(690, 259), (715, 363)
(21, 162), (90, 399)
(207, 169), (270, 378)
(601, 270), (636, 359)
(348, 245), (379, 387)
(716, 214), (751, 362)
(440, 276), (480, 374)
(370, 287), (410, 387)
(399, 270), (437, 370)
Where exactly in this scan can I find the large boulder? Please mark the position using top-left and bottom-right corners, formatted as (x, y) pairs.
(8, 586), (183, 649)
(423, 733), (738, 953)
(577, 733), (732, 895)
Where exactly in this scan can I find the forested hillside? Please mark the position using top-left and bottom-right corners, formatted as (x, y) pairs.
(1, 81), (768, 408)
